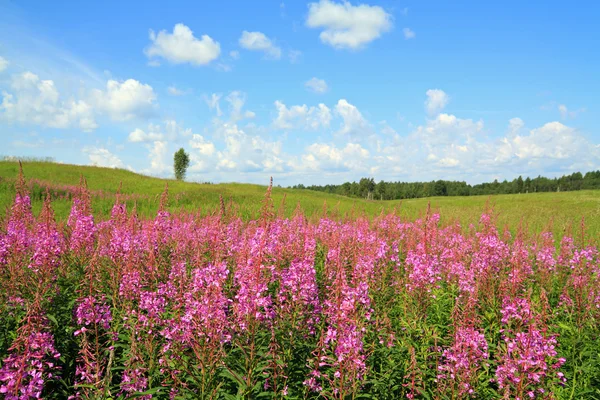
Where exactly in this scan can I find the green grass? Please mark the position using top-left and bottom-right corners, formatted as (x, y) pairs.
(1, 160), (600, 240)
(0, 161), (392, 221)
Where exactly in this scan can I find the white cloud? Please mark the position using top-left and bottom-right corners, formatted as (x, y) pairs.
(437, 157), (459, 167)
(372, 113), (486, 180)
(413, 113), (484, 148)
(129, 120), (192, 143)
(391, 115), (599, 180)
(164, 120), (192, 140)
(300, 142), (370, 172)
(305, 77), (329, 93)
(145, 23), (221, 66)
(128, 126), (163, 143)
(188, 134), (217, 173)
(508, 117), (524, 136)
(558, 104), (568, 119)
(0, 71), (97, 131)
(273, 101), (332, 130)
(92, 79), (157, 121)
(204, 93), (222, 116)
(218, 122), (285, 172)
(379, 120), (397, 135)
(425, 89), (449, 115)
(190, 134), (216, 156)
(497, 121), (595, 165)
(0, 56), (8, 72)
(335, 99), (370, 135)
(203, 91), (254, 122)
(306, 0), (393, 50)
(167, 86), (186, 96)
(403, 27), (415, 39)
(238, 31), (282, 59)
(229, 50), (240, 60)
(84, 146), (124, 168)
(226, 91), (255, 121)
(558, 104), (585, 120)
(147, 140), (170, 174)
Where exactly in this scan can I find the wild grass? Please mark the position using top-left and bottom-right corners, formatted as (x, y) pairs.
(1, 160), (599, 240)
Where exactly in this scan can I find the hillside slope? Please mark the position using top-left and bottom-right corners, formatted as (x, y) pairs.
(1, 161), (599, 238)
(0, 161), (392, 220)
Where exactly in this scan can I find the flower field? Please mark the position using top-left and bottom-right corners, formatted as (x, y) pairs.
(1, 167), (600, 399)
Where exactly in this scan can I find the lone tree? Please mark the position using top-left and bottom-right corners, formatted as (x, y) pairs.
(173, 148), (190, 181)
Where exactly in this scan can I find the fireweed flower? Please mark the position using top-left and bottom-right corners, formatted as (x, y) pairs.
(437, 327), (489, 397)
(75, 296), (112, 333)
(0, 193), (34, 267)
(275, 219), (322, 332)
(162, 262), (231, 346)
(495, 330), (566, 396)
(3, 167), (597, 400)
(72, 296), (114, 396)
(232, 225), (275, 331)
(535, 232), (556, 273)
(28, 196), (64, 275)
(0, 313), (60, 399)
(121, 367), (151, 399)
(68, 198), (97, 255)
(500, 297), (533, 326)
(496, 297), (566, 397)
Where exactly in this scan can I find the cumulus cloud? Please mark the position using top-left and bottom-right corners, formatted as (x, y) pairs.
(145, 23), (221, 66)
(129, 120), (192, 143)
(403, 27), (415, 39)
(425, 89), (449, 115)
(508, 117), (524, 136)
(273, 101), (332, 130)
(385, 114), (599, 180)
(372, 112), (486, 180)
(496, 121), (598, 169)
(187, 134), (217, 173)
(164, 119), (193, 140)
(92, 79), (157, 121)
(129, 127), (163, 143)
(83, 146), (124, 168)
(0, 56), (8, 72)
(147, 140), (170, 174)
(190, 134), (216, 156)
(335, 99), (370, 136)
(306, 0), (393, 50)
(0, 71), (97, 131)
(238, 31), (282, 59)
(300, 142), (370, 172)
(220, 123), (285, 172)
(379, 120), (397, 135)
(305, 77), (329, 93)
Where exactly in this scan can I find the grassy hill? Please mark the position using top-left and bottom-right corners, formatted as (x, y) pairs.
(1, 160), (600, 239)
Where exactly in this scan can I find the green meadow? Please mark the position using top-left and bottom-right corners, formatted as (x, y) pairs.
(1, 160), (599, 240)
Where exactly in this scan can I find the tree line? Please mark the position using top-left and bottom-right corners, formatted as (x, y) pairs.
(290, 171), (600, 200)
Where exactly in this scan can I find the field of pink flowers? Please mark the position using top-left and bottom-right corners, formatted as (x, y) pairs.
(1, 167), (599, 399)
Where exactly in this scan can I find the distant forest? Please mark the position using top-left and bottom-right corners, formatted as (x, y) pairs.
(290, 171), (600, 200)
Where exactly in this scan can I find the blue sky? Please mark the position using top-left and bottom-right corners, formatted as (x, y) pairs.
(1, 0), (599, 186)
